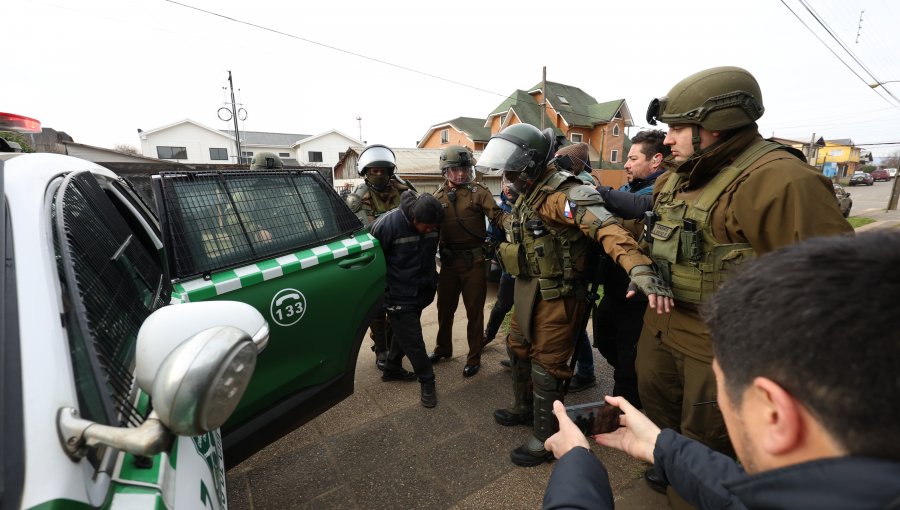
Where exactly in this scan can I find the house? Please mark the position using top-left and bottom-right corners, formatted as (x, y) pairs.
(333, 146), (497, 196)
(138, 119), (361, 173)
(418, 81), (633, 174)
(815, 139), (861, 179)
(417, 117), (492, 151)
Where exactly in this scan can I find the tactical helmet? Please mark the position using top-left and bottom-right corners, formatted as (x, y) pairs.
(357, 144), (396, 190)
(646, 66), (764, 131)
(475, 123), (555, 186)
(250, 152), (284, 170)
(439, 145), (475, 185)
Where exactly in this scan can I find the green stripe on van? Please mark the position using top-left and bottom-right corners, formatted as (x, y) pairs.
(171, 233), (377, 303)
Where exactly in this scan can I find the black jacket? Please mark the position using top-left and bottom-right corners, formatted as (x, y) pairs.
(370, 203), (439, 311)
(542, 429), (900, 510)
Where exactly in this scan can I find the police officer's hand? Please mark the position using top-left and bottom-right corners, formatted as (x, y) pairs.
(593, 396), (660, 464)
(544, 400), (590, 460)
(626, 265), (674, 313)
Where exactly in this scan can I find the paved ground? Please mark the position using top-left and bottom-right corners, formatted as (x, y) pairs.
(226, 283), (666, 509)
(225, 207), (900, 510)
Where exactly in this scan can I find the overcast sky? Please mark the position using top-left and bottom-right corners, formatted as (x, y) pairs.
(6, 0), (900, 157)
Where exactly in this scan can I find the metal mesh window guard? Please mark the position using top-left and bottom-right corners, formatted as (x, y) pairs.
(54, 171), (166, 428)
(156, 169), (363, 280)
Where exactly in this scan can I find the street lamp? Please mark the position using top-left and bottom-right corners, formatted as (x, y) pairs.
(869, 80), (900, 89)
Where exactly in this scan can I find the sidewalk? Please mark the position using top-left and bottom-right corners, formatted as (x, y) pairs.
(854, 207), (900, 232)
(226, 286), (665, 509)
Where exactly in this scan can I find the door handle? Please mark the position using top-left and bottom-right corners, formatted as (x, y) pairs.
(337, 250), (376, 269)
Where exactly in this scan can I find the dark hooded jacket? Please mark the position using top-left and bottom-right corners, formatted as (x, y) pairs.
(543, 429), (900, 510)
(370, 192), (440, 310)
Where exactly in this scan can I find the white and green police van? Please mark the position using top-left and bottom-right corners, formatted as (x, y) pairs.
(0, 113), (385, 509)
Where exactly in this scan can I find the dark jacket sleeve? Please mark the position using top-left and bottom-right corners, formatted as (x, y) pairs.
(542, 447), (614, 510)
(654, 429), (747, 510)
(597, 187), (654, 219)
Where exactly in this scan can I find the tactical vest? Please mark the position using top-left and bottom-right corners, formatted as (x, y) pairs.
(649, 140), (782, 304)
(498, 171), (596, 301)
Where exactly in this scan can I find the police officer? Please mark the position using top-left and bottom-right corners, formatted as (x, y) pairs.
(638, 66), (853, 506)
(430, 145), (505, 378)
(345, 144), (416, 370)
(475, 123), (673, 467)
(249, 151), (284, 170)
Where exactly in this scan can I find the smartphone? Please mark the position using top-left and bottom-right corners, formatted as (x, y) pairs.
(565, 401), (623, 436)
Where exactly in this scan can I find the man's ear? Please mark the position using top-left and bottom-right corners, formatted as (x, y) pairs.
(752, 377), (803, 456)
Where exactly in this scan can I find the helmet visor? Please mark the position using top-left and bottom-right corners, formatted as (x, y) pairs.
(646, 96), (668, 126)
(475, 137), (532, 176)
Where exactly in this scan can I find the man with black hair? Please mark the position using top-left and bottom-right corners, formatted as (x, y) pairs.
(590, 129), (670, 402)
(543, 231), (900, 509)
(370, 191), (444, 408)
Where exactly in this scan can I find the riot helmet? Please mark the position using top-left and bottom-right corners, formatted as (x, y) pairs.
(250, 151), (284, 170)
(357, 144), (396, 191)
(646, 66), (764, 131)
(439, 145), (475, 185)
(475, 123), (556, 194)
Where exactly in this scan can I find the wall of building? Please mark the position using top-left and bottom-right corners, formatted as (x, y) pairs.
(418, 127), (473, 150)
(140, 123), (236, 164)
(295, 132), (361, 167)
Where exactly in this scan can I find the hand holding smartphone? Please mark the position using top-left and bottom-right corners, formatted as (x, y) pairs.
(564, 401), (623, 436)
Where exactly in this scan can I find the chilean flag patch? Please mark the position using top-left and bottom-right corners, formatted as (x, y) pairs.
(564, 200), (575, 219)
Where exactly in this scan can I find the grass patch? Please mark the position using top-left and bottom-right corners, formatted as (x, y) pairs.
(847, 216), (876, 229)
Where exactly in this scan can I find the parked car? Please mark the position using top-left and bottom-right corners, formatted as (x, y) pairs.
(886, 168), (898, 179)
(833, 183), (852, 218)
(849, 171), (874, 186)
(871, 169), (891, 182)
(1, 113), (384, 510)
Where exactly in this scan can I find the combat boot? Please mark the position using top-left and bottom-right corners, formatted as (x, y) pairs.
(494, 349), (533, 426)
(509, 364), (563, 467)
(420, 380), (437, 408)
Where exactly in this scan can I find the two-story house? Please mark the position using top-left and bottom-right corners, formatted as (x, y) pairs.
(815, 139), (861, 179)
(418, 81), (633, 175)
(139, 119), (361, 172)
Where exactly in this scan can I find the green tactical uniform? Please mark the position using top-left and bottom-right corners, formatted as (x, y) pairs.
(639, 126), (853, 435)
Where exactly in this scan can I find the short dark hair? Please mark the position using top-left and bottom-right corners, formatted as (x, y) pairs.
(705, 232), (900, 460)
(402, 191), (444, 225)
(631, 129), (670, 160)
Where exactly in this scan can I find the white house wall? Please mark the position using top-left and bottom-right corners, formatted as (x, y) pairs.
(140, 123), (236, 164)
(295, 131), (361, 167)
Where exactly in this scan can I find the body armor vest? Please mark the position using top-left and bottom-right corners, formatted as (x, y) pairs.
(499, 171), (597, 301)
(649, 141), (781, 303)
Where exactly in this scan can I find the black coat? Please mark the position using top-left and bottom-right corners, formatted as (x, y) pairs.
(543, 429), (900, 510)
(370, 206), (439, 311)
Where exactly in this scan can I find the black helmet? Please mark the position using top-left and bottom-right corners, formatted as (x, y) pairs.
(250, 152), (283, 170)
(475, 124), (555, 192)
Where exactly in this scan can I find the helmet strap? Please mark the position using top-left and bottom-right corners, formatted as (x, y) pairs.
(691, 125), (703, 156)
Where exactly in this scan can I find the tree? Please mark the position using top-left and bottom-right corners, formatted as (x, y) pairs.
(0, 131), (34, 152)
(113, 143), (140, 156)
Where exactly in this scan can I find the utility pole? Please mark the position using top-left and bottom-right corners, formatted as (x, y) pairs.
(888, 162), (900, 210)
(356, 116), (363, 142)
(807, 132), (816, 164)
(541, 66), (547, 130)
(227, 71), (243, 165)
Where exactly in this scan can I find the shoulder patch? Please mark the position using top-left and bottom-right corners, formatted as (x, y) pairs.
(567, 184), (603, 205)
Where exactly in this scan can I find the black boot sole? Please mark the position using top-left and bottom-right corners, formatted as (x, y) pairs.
(510, 446), (553, 467)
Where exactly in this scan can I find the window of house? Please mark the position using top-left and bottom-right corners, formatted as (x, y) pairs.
(240, 151), (254, 165)
(157, 146), (187, 160)
(610, 149), (619, 163)
(612, 124), (620, 137)
(338, 152), (346, 161)
(279, 152), (290, 158)
(557, 95), (570, 105)
(440, 129), (449, 144)
(570, 133), (583, 143)
(308, 151), (323, 163)
(209, 148), (228, 161)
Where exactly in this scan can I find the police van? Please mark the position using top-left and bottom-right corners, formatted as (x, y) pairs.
(0, 113), (385, 509)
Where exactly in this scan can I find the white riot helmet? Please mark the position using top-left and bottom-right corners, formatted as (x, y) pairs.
(357, 144), (396, 191)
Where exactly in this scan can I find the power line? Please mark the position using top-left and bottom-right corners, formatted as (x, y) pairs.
(779, 0), (899, 107)
(163, 0), (627, 128)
